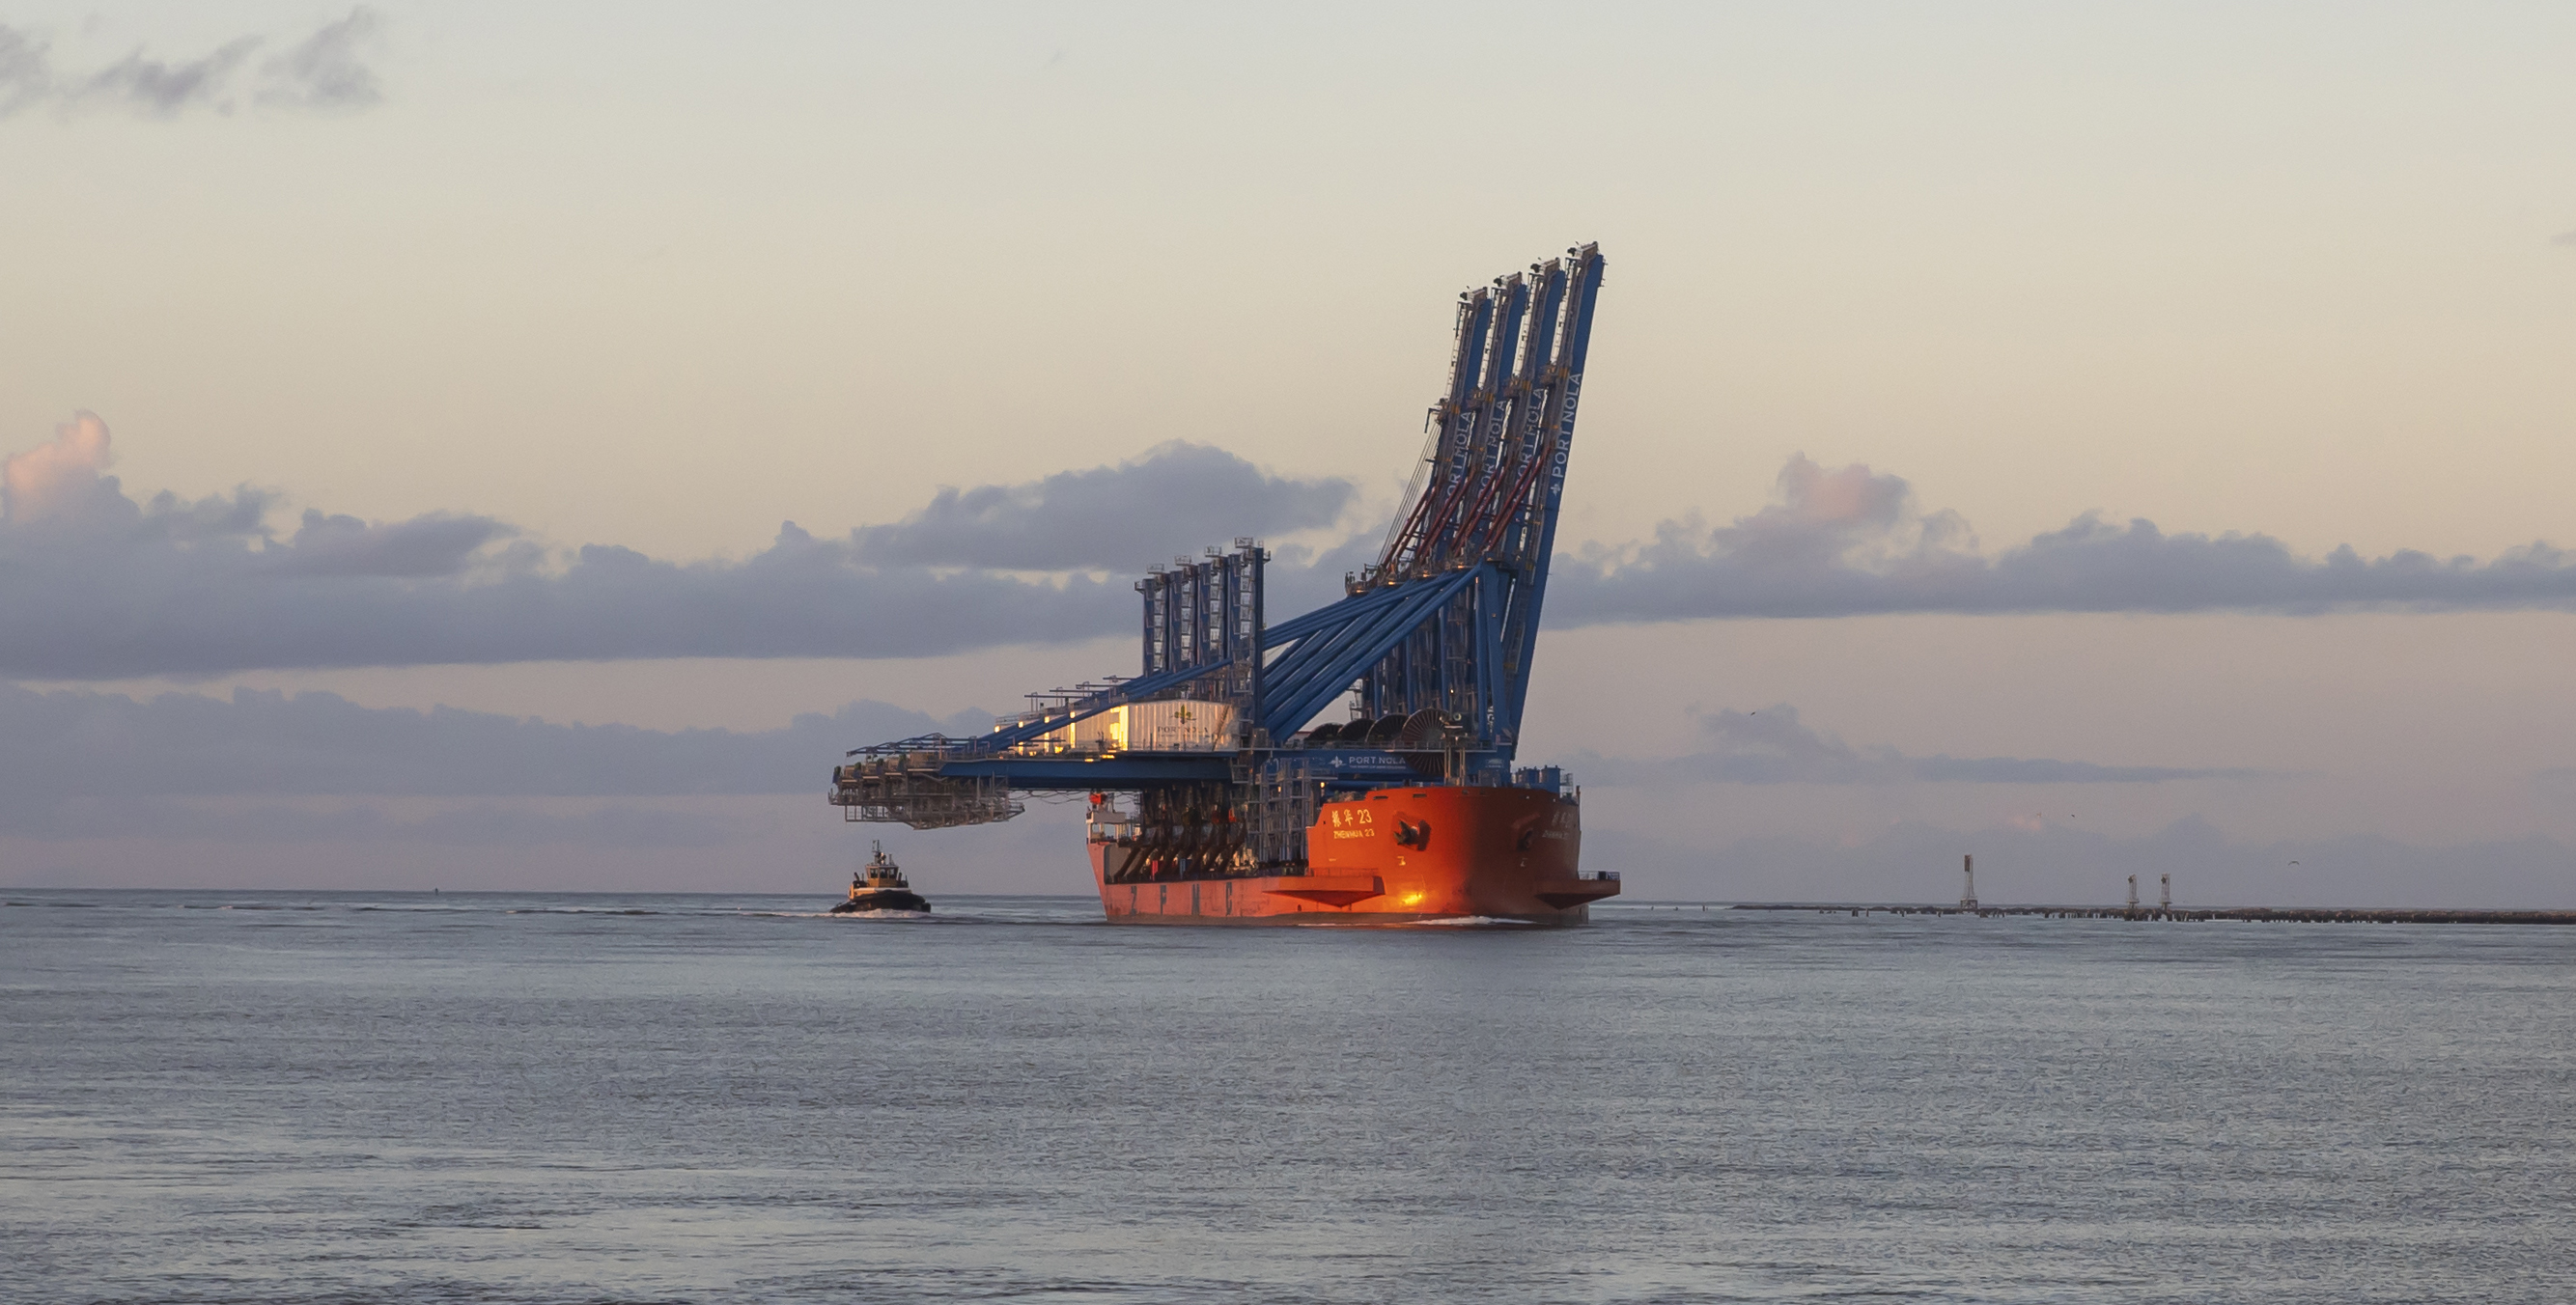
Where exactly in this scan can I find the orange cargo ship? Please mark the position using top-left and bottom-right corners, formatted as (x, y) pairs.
(828, 244), (1614, 925)
(1087, 784), (1617, 926)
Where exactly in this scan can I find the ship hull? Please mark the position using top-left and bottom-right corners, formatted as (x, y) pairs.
(830, 889), (930, 913)
(1089, 785), (1610, 926)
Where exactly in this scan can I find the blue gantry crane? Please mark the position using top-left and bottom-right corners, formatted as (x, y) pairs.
(830, 243), (1605, 876)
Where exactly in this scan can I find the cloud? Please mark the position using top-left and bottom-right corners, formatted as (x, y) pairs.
(1, 410), (119, 521)
(0, 415), (1139, 678)
(1551, 455), (2576, 624)
(1571, 705), (2254, 787)
(12, 420), (2576, 680)
(18, 794), (752, 848)
(272, 508), (518, 577)
(848, 440), (1355, 571)
(0, 25), (50, 116)
(260, 7), (382, 110)
(70, 36), (260, 118)
(0, 680), (994, 841)
(0, 682), (999, 847)
(0, 11), (380, 120)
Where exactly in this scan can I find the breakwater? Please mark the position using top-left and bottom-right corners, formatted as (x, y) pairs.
(1734, 903), (2576, 925)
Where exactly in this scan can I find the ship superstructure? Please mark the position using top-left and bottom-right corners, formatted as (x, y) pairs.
(829, 244), (1618, 924)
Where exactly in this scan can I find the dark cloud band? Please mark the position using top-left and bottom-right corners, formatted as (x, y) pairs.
(1570, 705), (2254, 787)
(6, 419), (2571, 680)
(3, 418), (1296, 677)
(0, 682), (979, 806)
(1548, 455), (2576, 625)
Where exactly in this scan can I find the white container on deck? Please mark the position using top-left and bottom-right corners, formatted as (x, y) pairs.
(1113, 700), (1236, 751)
(1019, 700), (1238, 753)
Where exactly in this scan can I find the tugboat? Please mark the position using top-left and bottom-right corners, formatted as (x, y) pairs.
(830, 841), (931, 914)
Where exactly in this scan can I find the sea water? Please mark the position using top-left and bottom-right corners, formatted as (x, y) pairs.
(3, 891), (2569, 1303)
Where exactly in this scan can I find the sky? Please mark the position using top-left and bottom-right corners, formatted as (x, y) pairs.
(3, 2), (2572, 904)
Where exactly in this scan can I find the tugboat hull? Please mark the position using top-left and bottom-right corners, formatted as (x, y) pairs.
(830, 890), (930, 914)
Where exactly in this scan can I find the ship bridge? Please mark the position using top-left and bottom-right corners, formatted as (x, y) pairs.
(830, 244), (1605, 876)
